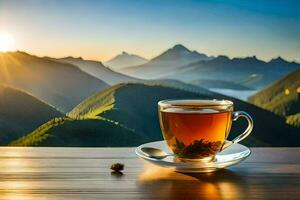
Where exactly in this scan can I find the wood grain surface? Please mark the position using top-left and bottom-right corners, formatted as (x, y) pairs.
(0, 147), (299, 200)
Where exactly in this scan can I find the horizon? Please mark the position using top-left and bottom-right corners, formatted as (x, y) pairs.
(0, 0), (299, 62)
(2, 44), (299, 64)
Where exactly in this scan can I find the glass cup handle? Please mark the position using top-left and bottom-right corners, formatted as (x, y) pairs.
(221, 111), (254, 151)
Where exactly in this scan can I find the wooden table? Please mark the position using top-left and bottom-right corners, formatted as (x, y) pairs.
(0, 147), (299, 200)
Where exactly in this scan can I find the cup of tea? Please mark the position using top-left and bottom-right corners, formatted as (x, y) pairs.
(158, 99), (253, 162)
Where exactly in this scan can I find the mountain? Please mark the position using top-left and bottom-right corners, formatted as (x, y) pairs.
(166, 55), (299, 89)
(56, 56), (137, 85)
(0, 51), (109, 112)
(0, 84), (63, 144)
(11, 83), (300, 147)
(121, 44), (213, 79)
(269, 56), (299, 67)
(249, 68), (300, 127)
(66, 83), (299, 147)
(151, 44), (211, 63)
(10, 117), (147, 147)
(105, 52), (148, 70)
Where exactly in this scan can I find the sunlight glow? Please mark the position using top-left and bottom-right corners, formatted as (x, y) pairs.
(0, 32), (15, 52)
(297, 87), (300, 93)
(284, 88), (290, 95)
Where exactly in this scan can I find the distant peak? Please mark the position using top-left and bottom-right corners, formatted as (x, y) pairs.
(245, 55), (259, 61)
(15, 50), (30, 56)
(64, 56), (74, 59)
(270, 56), (288, 63)
(215, 55), (230, 61)
(274, 56), (285, 61)
(63, 56), (82, 60)
(172, 44), (190, 51)
(105, 51), (148, 69)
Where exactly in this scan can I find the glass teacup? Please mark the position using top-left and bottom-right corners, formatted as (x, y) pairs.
(158, 99), (253, 162)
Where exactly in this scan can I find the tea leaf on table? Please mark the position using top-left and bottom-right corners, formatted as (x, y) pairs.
(110, 163), (124, 172)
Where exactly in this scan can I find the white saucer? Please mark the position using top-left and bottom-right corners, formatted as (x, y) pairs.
(135, 140), (251, 173)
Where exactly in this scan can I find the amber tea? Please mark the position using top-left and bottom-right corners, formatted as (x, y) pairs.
(158, 99), (253, 161)
(160, 109), (232, 159)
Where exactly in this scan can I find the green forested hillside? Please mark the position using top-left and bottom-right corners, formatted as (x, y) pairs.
(10, 117), (147, 147)
(249, 68), (300, 127)
(287, 113), (300, 128)
(249, 68), (300, 116)
(0, 85), (63, 144)
(11, 83), (300, 147)
(68, 84), (124, 119)
(100, 84), (300, 146)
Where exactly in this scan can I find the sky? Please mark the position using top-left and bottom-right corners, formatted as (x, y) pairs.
(0, 0), (299, 62)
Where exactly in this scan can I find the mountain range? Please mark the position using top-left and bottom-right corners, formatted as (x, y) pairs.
(1, 45), (299, 147)
(121, 44), (213, 79)
(165, 56), (299, 90)
(0, 51), (108, 112)
(105, 51), (148, 70)
(118, 45), (299, 90)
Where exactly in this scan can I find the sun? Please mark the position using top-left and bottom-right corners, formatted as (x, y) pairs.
(0, 32), (15, 52)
